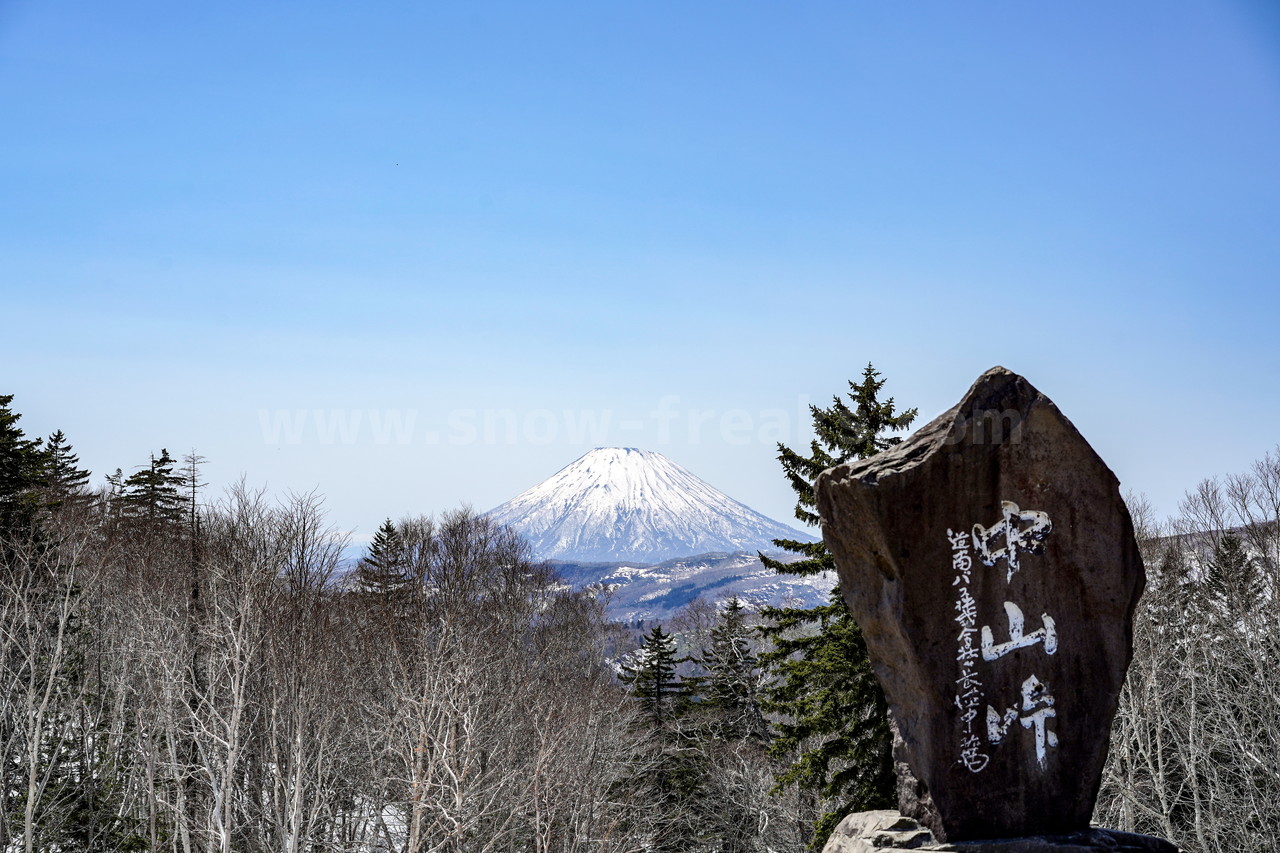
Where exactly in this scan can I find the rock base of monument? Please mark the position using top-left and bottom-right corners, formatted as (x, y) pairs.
(822, 811), (1178, 853)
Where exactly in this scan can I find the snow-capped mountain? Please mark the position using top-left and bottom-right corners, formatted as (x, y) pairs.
(486, 447), (814, 563)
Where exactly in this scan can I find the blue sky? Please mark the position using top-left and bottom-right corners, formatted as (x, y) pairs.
(3, 0), (1278, 541)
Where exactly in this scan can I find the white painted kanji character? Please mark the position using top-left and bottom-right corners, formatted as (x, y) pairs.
(1017, 675), (1058, 768)
(981, 601), (1058, 661)
(985, 674), (1059, 770)
(972, 501), (1053, 582)
(959, 733), (989, 773)
(986, 704), (1019, 744)
(947, 528), (970, 551)
(954, 590), (978, 626)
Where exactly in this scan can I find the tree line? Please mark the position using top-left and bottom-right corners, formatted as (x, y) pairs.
(2, 378), (1278, 853)
(1096, 458), (1280, 852)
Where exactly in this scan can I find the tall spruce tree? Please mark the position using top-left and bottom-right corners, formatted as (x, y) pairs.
(691, 598), (768, 853)
(355, 518), (412, 596)
(759, 364), (917, 849)
(621, 625), (688, 728)
(42, 430), (92, 514)
(1204, 532), (1263, 622)
(0, 394), (47, 542)
(618, 625), (706, 852)
(119, 449), (187, 535)
(701, 597), (766, 742)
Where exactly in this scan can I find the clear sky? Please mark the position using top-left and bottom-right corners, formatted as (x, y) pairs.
(3, 0), (1278, 543)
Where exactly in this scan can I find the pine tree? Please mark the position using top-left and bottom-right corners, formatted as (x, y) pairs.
(1204, 532), (1263, 622)
(119, 449), (188, 535)
(701, 597), (766, 741)
(103, 468), (124, 498)
(355, 518), (412, 596)
(0, 393), (47, 541)
(621, 625), (688, 728)
(99, 468), (126, 535)
(42, 430), (92, 513)
(618, 625), (707, 852)
(759, 364), (917, 849)
(695, 598), (770, 853)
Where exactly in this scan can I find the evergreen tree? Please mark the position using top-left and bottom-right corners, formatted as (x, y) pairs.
(1204, 532), (1263, 622)
(617, 626), (708, 852)
(701, 597), (766, 741)
(696, 598), (770, 853)
(102, 468), (124, 499)
(354, 518), (412, 596)
(99, 468), (126, 536)
(42, 430), (92, 513)
(119, 449), (187, 535)
(0, 394), (47, 541)
(759, 364), (916, 848)
(620, 625), (688, 727)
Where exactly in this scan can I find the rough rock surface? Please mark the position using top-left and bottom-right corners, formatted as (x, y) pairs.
(892, 720), (937, 830)
(822, 811), (1178, 852)
(815, 367), (1145, 841)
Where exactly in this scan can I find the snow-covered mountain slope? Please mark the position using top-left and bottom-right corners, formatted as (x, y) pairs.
(552, 551), (837, 623)
(486, 447), (814, 563)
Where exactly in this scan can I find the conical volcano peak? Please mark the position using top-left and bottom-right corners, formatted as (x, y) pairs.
(487, 448), (812, 563)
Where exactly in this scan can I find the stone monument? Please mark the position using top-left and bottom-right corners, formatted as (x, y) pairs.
(815, 367), (1174, 850)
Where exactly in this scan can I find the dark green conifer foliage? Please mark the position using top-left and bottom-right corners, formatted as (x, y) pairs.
(759, 364), (917, 849)
(42, 430), (92, 513)
(764, 364), (918, 572)
(620, 625), (687, 727)
(617, 625), (707, 852)
(696, 597), (770, 853)
(355, 518), (412, 596)
(701, 597), (766, 742)
(0, 394), (47, 541)
(119, 449), (187, 533)
(1204, 532), (1263, 621)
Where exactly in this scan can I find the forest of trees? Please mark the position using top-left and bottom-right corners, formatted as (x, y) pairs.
(1, 388), (1278, 853)
(1097, 470), (1280, 851)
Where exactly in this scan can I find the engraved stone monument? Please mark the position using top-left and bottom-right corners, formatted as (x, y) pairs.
(815, 367), (1172, 849)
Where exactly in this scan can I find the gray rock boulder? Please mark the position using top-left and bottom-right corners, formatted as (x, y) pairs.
(822, 811), (1177, 852)
(815, 367), (1145, 841)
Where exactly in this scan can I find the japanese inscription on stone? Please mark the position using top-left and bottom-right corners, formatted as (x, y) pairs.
(815, 367), (1146, 841)
(954, 501), (1060, 772)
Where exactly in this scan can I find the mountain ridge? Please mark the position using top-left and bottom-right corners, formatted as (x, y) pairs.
(486, 447), (814, 563)
(549, 550), (836, 623)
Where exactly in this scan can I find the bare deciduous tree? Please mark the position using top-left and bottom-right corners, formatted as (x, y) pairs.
(1098, 451), (1280, 852)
